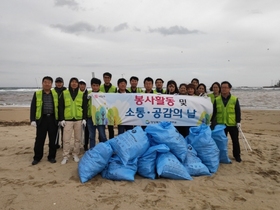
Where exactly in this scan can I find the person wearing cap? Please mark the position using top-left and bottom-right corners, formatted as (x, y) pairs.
(54, 77), (66, 97)
(154, 78), (166, 94)
(100, 72), (117, 139)
(58, 77), (88, 164)
(212, 81), (242, 162)
(54, 77), (67, 149)
(86, 78), (107, 149)
(30, 76), (59, 165)
(78, 79), (89, 151)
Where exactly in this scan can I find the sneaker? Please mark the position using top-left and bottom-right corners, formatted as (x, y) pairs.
(61, 157), (68, 165)
(73, 155), (80, 163)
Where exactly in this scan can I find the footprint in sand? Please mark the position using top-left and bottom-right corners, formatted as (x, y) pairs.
(143, 182), (167, 193)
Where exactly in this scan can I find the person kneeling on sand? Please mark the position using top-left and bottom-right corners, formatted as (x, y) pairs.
(58, 77), (87, 164)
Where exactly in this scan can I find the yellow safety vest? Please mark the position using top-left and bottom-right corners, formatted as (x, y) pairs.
(63, 90), (84, 120)
(127, 87), (143, 93)
(35, 90), (58, 120)
(207, 93), (220, 104)
(216, 95), (237, 126)
(154, 89), (166, 94)
(100, 84), (116, 93)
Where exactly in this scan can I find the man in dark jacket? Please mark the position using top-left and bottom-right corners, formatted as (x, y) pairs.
(212, 81), (242, 162)
(54, 77), (66, 149)
(30, 76), (59, 165)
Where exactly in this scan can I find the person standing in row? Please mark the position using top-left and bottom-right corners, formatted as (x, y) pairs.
(30, 76), (59, 165)
(117, 78), (133, 134)
(59, 77), (87, 164)
(100, 72), (117, 139)
(143, 77), (155, 93)
(191, 78), (199, 95)
(166, 80), (179, 95)
(212, 81), (242, 162)
(54, 77), (66, 149)
(78, 79), (89, 151)
(154, 78), (166, 94)
(127, 76), (143, 93)
(87, 78), (107, 149)
(208, 82), (221, 103)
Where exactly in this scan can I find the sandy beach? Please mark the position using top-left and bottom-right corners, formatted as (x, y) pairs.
(0, 107), (279, 210)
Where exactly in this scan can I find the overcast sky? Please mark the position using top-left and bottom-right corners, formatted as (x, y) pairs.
(0, 0), (279, 88)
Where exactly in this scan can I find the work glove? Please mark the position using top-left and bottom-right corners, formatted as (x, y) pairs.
(31, 121), (36, 127)
(82, 119), (87, 127)
(237, 123), (241, 129)
(60, 120), (66, 127)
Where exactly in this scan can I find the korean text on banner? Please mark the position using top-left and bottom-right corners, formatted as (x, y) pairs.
(89, 93), (213, 126)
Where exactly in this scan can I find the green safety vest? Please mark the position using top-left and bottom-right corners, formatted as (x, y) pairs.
(207, 93), (220, 104)
(154, 89), (166, 94)
(35, 90), (58, 120)
(215, 95), (237, 126)
(100, 84), (117, 93)
(63, 90), (84, 120)
(127, 87), (143, 93)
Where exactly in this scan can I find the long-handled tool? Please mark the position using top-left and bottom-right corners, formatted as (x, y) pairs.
(238, 127), (252, 152)
(55, 125), (61, 145)
(81, 124), (85, 146)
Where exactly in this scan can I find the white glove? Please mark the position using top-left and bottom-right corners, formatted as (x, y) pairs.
(60, 120), (66, 127)
(87, 94), (92, 99)
(82, 119), (87, 127)
(31, 121), (36, 127)
(237, 123), (241, 128)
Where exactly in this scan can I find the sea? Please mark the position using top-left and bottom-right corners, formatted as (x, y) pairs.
(0, 87), (280, 110)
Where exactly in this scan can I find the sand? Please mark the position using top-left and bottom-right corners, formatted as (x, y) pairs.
(0, 107), (279, 209)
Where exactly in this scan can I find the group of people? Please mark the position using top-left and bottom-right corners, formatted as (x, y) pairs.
(30, 72), (242, 166)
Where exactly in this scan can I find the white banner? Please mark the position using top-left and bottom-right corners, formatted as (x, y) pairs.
(90, 93), (213, 126)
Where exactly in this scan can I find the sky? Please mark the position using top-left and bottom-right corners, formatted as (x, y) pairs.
(0, 0), (280, 88)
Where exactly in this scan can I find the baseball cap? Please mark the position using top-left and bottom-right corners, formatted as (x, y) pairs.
(55, 77), (64, 83)
(79, 79), (86, 84)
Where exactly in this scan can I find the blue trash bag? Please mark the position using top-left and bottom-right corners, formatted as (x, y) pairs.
(211, 124), (232, 164)
(101, 155), (137, 181)
(145, 121), (188, 162)
(137, 144), (170, 179)
(156, 152), (193, 180)
(109, 126), (150, 165)
(78, 141), (113, 183)
(186, 124), (220, 173)
(184, 144), (211, 176)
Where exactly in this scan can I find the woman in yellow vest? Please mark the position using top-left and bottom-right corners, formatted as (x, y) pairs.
(212, 81), (242, 162)
(30, 76), (59, 165)
(59, 77), (87, 164)
(208, 82), (221, 103)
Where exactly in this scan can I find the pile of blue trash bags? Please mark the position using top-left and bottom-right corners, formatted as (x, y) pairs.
(78, 122), (232, 183)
